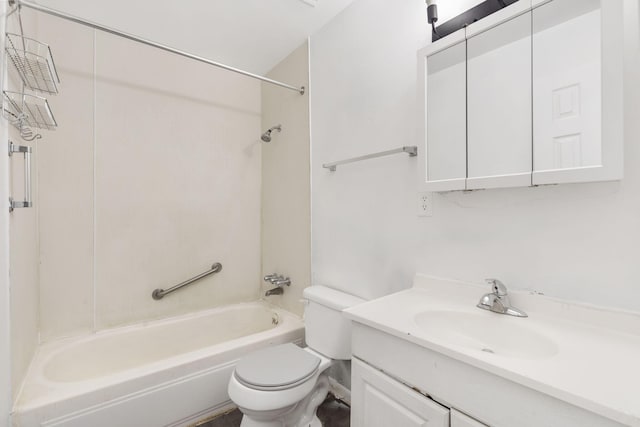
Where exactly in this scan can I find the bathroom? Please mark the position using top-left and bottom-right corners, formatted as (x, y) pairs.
(0, 0), (638, 426)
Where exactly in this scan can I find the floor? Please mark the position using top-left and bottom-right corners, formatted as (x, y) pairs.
(199, 394), (350, 427)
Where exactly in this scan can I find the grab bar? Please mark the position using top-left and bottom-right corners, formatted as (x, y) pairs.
(152, 262), (222, 300)
(322, 146), (418, 172)
(8, 141), (33, 212)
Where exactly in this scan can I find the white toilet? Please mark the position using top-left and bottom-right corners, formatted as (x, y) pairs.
(228, 286), (364, 427)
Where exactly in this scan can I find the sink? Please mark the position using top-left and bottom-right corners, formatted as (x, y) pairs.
(413, 311), (558, 360)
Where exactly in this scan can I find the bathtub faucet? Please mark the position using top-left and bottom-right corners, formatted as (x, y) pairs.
(264, 273), (291, 297)
(264, 273), (289, 285)
(264, 274), (281, 283)
(265, 286), (284, 297)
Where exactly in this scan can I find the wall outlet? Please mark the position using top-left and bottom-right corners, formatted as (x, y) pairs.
(417, 192), (433, 217)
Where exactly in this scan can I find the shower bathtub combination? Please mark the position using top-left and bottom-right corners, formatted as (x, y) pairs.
(5, 1), (309, 426)
(13, 302), (304, 427)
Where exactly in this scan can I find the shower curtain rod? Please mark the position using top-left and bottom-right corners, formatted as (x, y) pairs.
(10, 0), (306, 95)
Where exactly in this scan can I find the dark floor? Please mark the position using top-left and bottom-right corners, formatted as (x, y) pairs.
(316, 396), (350, 427)
(198, 394), (350, 427)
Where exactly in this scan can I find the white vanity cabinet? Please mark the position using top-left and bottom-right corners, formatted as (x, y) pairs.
(418, 0), (623, 192)
(349, 322), (625, 427)
(351, 358), (450, 427)
(451, 410), (488, 427)
(351, 357), (490, 427)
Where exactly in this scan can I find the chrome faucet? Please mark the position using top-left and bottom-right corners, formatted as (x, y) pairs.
(477, 279), (527, 318)
(263, 273), (291, 297)
(265, 287), (284, 297)
(264, 274), (280, 283)
(272, 277), (291, 287)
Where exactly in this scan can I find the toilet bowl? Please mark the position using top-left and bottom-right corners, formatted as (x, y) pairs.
(227, 286), (365, 427)
(228, 345), (331, 427)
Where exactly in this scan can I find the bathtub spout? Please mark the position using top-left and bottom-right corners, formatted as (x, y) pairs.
(265, 287), (284, 297)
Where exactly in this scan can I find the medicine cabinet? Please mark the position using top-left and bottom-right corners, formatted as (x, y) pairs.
(417, 0), (623, 192)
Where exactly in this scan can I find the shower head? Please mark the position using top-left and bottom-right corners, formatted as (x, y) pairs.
(261, 125), (282, 142)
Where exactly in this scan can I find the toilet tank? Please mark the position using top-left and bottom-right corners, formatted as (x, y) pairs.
(303, 286), (365, 360)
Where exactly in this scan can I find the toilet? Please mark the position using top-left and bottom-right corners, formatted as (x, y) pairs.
(228, 285), (364, 427)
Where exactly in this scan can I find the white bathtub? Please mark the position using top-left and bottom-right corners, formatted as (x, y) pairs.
(13, 301), (304, 427)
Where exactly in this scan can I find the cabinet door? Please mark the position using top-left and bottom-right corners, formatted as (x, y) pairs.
(532, 0), (623, 184)
(418, 30), (467, 192)
(451, 409), (489, 427)
(351, 358), (449, 427)
(466, 11), (532, 189)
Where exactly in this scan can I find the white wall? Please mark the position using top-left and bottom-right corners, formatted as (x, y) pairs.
(0, 1), (13, 423)
(34, 12), (263, 340)
(310, 0), (640, 313)
(261, 41), (311, 316)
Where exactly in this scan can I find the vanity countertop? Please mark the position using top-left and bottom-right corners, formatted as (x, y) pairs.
(344, 275), (640, 427)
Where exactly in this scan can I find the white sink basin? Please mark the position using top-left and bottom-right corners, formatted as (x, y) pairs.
(414, 310), (558, 360)
(345, 275), (640, 426)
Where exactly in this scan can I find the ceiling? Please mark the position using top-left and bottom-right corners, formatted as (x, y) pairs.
(33, 0), (357, 74)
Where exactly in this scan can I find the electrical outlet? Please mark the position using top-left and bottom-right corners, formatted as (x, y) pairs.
(417, 192), (433, 217)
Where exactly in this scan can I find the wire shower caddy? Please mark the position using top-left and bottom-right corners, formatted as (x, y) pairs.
(2, 90), (57, 131)
(5, 32), (60, 94)
(2, 31), (60, 140)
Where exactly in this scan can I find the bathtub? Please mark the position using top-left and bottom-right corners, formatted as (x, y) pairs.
(13, 301), (304, 427)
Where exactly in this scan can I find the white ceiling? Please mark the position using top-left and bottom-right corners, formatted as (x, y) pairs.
(33, 0), (357, 74)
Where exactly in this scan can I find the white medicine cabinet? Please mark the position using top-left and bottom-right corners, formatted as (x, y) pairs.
(467, 7), (532, 190)
(422, 32), (467, 191)
(417, 0), (624, 192)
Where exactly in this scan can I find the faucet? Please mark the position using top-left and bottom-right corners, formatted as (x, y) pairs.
(477, 279), (527, 318)
(263, 273), (291, 297)
(265, 287), (284, 297)
(264, 274), (280, 282)
(272, 277), (291, 287)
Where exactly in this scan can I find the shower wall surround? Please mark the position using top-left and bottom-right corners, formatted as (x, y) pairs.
(310, 0), (640, 312)
(34, 12), (263, 341)
(261, 41), (311, 316)
(6, 8), (40, 402)
(36, 9), (93, 342)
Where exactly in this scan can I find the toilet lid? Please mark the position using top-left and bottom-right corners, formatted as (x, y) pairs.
(234, 343), (320, 390)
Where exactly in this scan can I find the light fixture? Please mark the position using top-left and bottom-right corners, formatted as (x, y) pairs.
(426, 0), (439, 36)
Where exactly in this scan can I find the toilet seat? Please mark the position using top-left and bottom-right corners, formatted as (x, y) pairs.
(234, 343), (321, 391)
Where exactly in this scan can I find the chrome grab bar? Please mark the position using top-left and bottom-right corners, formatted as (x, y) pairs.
(152, 262), (222, 300)
(9, 141), (33, 212)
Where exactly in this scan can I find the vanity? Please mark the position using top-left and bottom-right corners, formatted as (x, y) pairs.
(344, 275), (640, 427)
